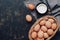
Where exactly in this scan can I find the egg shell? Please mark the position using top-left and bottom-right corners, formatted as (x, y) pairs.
(31, 31), (37, 38)
(36, 37), (44, 40)
(47, 29), (54, 35)
(41, 26), (47, 32)
(45, 21), (51, 28)
(28, 3), (35, 10)
(48, 19), (54, 23)
(52, 23), (57, 30)
(34, 24), (40, 31)
(38, 30), (44, 38)
(26, 15), (32, 22)
(40, 20), (46, 26)
(44, 33), (49, 38)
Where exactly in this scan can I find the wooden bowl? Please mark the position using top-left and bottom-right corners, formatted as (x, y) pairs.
(28, 15), (60, 40)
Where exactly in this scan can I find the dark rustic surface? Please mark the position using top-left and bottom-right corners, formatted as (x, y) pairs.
(0, 0), (60, 40)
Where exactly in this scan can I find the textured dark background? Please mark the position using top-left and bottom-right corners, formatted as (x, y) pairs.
(0, 0), (60, 40)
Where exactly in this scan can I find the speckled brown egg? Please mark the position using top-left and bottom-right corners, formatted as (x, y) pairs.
(44, 33), (49, 38)
(40, 20), (46, 25)
(48, 19), (54, 23)
(31, 31), (37, 38)
(26, 15), (32, 22)
(45, 21), (51, 28)
(38, 30), (44, 38)
(41, 26), (47, 32)
(36, 38), (44, 40)
(34, 24), (40, 31)
(52, 23), (57, 30)
(47, 29), (54, 35)
(28, 3), (35, 10)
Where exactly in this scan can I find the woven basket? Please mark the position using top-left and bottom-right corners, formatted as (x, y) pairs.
(28, 15), (60, 40)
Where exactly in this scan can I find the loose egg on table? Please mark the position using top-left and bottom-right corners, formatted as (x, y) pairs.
(27, 3), (35, 10)
(26, 15), (32, 22)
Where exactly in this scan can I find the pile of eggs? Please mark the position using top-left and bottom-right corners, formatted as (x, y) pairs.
(30, 16), (57, 40)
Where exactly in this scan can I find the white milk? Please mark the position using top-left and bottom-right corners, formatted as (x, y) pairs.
(36, 4), (47, 14)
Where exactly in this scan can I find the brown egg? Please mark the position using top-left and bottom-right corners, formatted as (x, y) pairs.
(41, 26), (47, 32)
(47, 29), (54, 35)
(45, 21), (51, 28)
(52, 23), (57, 30)
(44, 17), (48, 21)
(28, 3), (35, 10)
(34, 24), (40, 31)
(48, 19), (54, 23)
(31, 31), (37, 38)
(34, 38), (37, 40)
(38, 30), (44, 38)
(44, 33), (49, 38)
(40, 20), (46, 25)
(26, 15), (32, 22)
(36, 38), (44, 40)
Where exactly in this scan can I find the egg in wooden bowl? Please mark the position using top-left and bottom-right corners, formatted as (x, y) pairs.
(28, 15), (59, 40)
